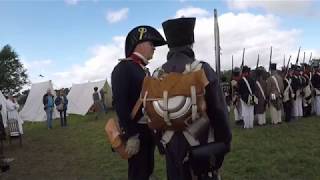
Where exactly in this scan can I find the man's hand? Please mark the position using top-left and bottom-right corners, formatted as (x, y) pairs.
(125, 134), (140, 157)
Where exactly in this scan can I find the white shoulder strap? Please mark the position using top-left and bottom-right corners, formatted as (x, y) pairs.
(242, 77), (253, 95)
(284, 78), (293, 93)
(183, 60), (202, 74)
(308, 72), (313, 87)
(152, 67), (165, 78)
(271, 76), (281, 93)
(256, 81), (266, 100)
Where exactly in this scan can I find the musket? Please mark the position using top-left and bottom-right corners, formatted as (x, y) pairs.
(309, 52), (313, 72)
(295, 47), (301, 65)
(283, 55), (286, 69)
(269, 46), (272, 71)
(240, 48), (245, 73)
(285, 55), (292, 77)
(309, 52), (313, 63)
(256, 54), (260, 69)
(214, 9), (221, 83)
(231, 55), (234, 75)
(231, 55), (234, 106)
(303, 52), (306, 64)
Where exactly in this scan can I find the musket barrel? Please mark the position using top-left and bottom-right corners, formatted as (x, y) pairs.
(295, 47), (301, 65)
(214, 9), (221, 82)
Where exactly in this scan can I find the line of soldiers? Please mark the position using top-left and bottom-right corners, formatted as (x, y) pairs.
(225, 62), (320, 128)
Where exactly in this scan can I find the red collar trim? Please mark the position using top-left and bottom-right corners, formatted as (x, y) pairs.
(130, 54), (147, 66)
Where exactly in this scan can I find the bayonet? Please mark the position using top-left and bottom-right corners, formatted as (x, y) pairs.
(295, 47), (301, 65)
(285, 55), (292, 77)
(309, 52), (312, 63)
(269, 46), (272, 71)
(256, 54), (260, 69)
(240, 48), (245, 73)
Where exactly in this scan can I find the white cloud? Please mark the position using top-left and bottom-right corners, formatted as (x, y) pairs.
(227, 0), (318, 16)
(37, 7), (320, 89)
(64, 0), (79, 5)
(175, 7), (210, 18)
(20, 59), (55, 87)
(52, 36), (124, 88)
(22, 59), (52, 69)
(106, 8), (129, 23)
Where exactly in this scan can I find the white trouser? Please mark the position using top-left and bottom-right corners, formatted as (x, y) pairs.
(255, 113), (266, 125)
(270, 105), (282, 124)
(293, 96), (303, 117)
(241, 99), (254, 128)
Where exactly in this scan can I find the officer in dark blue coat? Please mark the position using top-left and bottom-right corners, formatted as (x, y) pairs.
(111, 26), (166, 180)
(160, 17), (232, 180)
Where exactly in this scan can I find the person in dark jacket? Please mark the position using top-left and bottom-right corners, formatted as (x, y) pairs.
(92, 87), (103, 120)
(254, 66), (267, 125)
(111, 25), (166, 180)
(291, 65), (303, 120)
(0, 104), (6, 154)
(158, 17), (231, 180)
(312, 65), (320, 115)
(238, 66), (256, 128)
(43, 89), (54, 129)
(283, 68), (294, 122)
(55, 89), (68, 127)
(0, 105), (5, 141)
(301, 64), (313, 117)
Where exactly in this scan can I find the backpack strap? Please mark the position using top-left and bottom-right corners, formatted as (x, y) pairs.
(271, 76), (281, 94)
(191, 86), (197, 122)
(255, 81), (266, 100)
(152, 67), (165, 78)
(163, 90), (172, 126)
(131, 99), (143, 120)
(183, 60), (202, 74)
(284, 78), (293, 94)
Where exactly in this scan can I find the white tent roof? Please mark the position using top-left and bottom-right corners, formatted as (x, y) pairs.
(67, 80), (106, 116)
(0, 91), (7, 126)
(19, 80), (59, 122)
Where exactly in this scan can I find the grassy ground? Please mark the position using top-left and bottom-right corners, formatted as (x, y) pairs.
(0, 111), (319, 180)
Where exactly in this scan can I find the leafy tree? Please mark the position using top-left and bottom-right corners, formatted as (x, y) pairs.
(0, 44), (29, 96)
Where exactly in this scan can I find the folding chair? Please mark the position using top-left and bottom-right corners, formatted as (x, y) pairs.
(7, 119), (22, 147)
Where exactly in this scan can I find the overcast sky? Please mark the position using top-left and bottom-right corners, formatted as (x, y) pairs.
(1, 0), (319, 89)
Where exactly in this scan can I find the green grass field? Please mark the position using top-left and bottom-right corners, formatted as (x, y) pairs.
(1, 111), (319, 180)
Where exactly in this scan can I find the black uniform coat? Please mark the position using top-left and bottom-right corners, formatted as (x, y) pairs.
(111, 54), (155, 180)
(160, 47), (231, 179)
(238, 76), (256, 104)
(311, 72), (320, 90)
(111, 58), (147, 138)
(291, 75), (302, 98)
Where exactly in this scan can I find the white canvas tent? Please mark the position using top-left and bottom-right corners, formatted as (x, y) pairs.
(19, 80), (59, 122)
(0, 91), (7, 127)
(67, 80), (112, 116)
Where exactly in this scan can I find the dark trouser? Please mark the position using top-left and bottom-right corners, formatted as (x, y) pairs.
(165, 132), (192, 180)
(59, 110), (67, 127)
(283, 101), (292, 122)
(303, 104), (312, 117)
(165, 133), (224, 180)
(128, 124), (155, 180)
